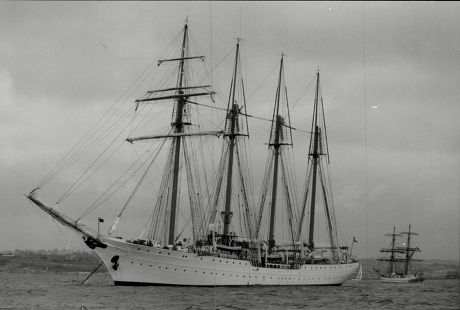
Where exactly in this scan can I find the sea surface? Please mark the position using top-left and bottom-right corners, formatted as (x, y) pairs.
(0, 271), (458, 310)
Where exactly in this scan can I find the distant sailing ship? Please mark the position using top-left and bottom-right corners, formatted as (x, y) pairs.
(378, 225), (425, 283)
(27, 21), (359, 286)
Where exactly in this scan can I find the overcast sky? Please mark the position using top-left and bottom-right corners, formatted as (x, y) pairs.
(1, 2), (459, 260)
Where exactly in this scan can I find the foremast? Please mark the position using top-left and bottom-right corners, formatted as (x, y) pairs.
(167, 22), (188, 245)
(132, 22), (215, 245)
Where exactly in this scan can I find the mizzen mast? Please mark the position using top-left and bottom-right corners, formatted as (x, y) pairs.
(254, 54), (295, 253)
(267, 55), (293, 252)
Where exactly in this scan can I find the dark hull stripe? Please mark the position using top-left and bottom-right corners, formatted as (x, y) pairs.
(113, 281), (343, 287)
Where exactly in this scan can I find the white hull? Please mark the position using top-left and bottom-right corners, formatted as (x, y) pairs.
(94, 237), (359, 286)
(381, 274), (425, 283)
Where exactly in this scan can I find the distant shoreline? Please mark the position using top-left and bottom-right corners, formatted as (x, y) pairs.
(0, 249), (105, 274)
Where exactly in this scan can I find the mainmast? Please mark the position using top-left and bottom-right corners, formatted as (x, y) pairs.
(221, 40), (241, 236)
(267, 55), (289, 253)
(307, 71), (321, 249)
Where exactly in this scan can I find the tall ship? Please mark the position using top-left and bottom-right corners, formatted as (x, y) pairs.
(26, 21), (359, 286)
(378, 225), (425, 283)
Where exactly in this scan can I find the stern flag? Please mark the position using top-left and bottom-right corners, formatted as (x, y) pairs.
(98, 218), (104, 223)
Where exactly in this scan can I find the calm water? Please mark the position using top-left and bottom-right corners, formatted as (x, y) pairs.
(0, 271), (458, 309)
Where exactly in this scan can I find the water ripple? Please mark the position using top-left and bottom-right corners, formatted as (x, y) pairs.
(0, 271), (458, 310)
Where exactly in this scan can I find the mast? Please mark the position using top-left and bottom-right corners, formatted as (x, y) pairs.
(400, 224), (420, 275)
(130, 22), (215, 244)
(254, 55), (293, 246)
(307, 71), (321, 248)
(167, 22), (189, 245)
(267, 55), (284, 253)
(390, 226), (397, 274)
(404, 224), (412, 274)
(221, 40), (241, 236)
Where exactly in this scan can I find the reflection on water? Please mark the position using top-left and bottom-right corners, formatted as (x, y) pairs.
(0, 271), (458, 309)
